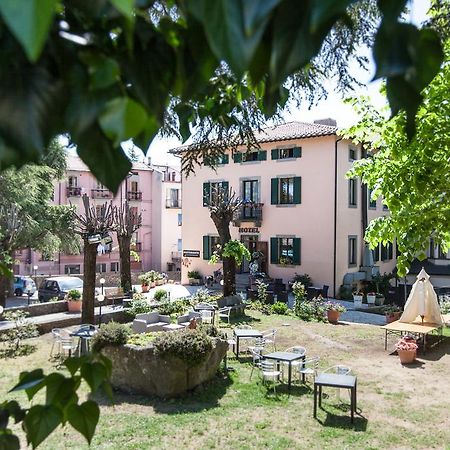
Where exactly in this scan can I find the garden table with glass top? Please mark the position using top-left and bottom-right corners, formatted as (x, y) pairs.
(233, 329), (262, 357)
(263, 351), (306, 391)
(70, 326), (97, 356)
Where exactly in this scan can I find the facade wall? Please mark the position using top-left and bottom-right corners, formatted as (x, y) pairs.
(181, 128), (397, 295)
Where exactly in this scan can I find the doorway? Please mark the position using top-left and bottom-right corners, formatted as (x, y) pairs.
(240, 234), (258, 272)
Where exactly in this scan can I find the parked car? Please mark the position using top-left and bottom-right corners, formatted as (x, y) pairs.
(38, 276), (83, 303)
(13, 276), (36, 296)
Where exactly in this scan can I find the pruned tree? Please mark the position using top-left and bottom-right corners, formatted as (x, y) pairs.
(72, 195), (114, 324)
(113, 202), (142, 294)
(208, 187), (243, 296)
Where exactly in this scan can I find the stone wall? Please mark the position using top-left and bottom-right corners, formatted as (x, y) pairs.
(102, 338), (228, 398)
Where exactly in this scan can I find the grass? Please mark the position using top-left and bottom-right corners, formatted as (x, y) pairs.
(1, 311), (450, 449)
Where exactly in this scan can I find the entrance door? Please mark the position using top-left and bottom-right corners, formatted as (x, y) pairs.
(240, 234), (259, 273)
(256, 241), (268, 274)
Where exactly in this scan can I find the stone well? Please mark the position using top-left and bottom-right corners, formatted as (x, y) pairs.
(102, 337), (228, 398)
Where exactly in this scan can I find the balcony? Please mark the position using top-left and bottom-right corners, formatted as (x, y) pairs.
(233, 203), (263, 227)
(66, 186), (82, 197)
(91, 188), (113, 199)
(127, 191), (142, 201)
(171, 251), (181, 261)
(166, 198), (182, 208)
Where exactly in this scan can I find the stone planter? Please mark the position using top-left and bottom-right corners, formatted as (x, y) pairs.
(102, 338), (228, 398)
(189, 278), (201, 286)
(67, 300), (82, 313)
(353, 295), (363, 308)
(327, 310), (341, 323)
(367, 294), (376, 305)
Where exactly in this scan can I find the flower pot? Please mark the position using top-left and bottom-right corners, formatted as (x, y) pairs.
(150, 282), (156, 288)
(397, 349), (416, 364)
(327, 310), (340, 323)
(375, 295), (385, 306)
(156, 279), (164, 286)
(189, 278), (201, 286)
(168, 279), (174, 284)
(353, 295), (363, 308)
(141, 284), (149, 293)
(67, 300), (82, 313)
(367, 294), (376, 305)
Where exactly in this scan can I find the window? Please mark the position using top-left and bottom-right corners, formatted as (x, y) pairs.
(111, 262), (119, 272)
(233, 150), (267, 163)
(203, 181), (229, 206)
(381, 242), (393, 261)
(271, 177), (301, 205)
(217, 154), (229, 165)
(96, 205), (103, 217)
(270, 237), (301, 265)
(130, 181), (139, 192)
(372, 245), (380, 263)
(40, 252), (53, 261)
(271, 147), (302, 160)
(178, 213), (182, 226)
(96, 263), (107, 273)
(203, 235), (221, 260)
(68, 176), (78, 187)
(438, 245), (449, 259)
(242, 179), (259, 203)
(368, 189), (377, 209)
(166, 188), (180, 208)
(349, 147), (357, 161)
(348, 179), (357, 207)
(177, 239), (182, 252)
(348, 236), (357, 266)
(65, 264), (80, 274)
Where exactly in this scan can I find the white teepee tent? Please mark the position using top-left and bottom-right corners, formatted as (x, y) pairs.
(399, 268), (443, 325)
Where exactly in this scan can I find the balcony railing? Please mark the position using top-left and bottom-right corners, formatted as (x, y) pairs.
(171, 251), (181, 261)
(166, 198), (181, 208)
(66, 186), (82, 197)
(233, 203), (263, 226)
(91, 188), (113, 199)
(127, 191), (142, 201)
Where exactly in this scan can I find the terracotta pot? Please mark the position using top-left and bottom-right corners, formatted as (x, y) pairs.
(397, 349), (416, 364)
(67, 300), (82, 313)
(327, 310), (340, 323)
(385, 312), (401, 324)
(141, 284), (149, 293)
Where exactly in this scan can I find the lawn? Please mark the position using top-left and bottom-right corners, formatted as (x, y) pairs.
(2, 312), (450, 449)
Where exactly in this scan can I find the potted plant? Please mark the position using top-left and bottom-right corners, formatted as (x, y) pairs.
(188, 270), (202, 286)
(375, 293), (385, 306)
(352, 291), (363, 308)
(384, 305), (402, 324)
(156, 273), (165, 286)
(395, 336), (418, 364)
(138, 272), (150, 292)
(367, 292), (376, 305)
(66, 289), (82, 313)
(324, 301), (347, 323)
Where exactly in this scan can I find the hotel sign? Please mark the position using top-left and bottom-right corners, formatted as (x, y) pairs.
(239, 227), (259, 233)
(183, 250), (200, 257)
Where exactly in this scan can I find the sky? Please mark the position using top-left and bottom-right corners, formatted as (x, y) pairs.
(142, 0), (431, 167)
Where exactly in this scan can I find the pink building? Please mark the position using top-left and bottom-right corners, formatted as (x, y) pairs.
(14, 155), (181, 277)
(177, 120), (396, 297)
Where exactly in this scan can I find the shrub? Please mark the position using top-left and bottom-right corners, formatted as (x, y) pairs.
(294, 297), (326, 322)
(157, 299), (189, 316)
(256, 279), (268, 303)
(190, 288), (217, 305)
(440, 299), (450, 314)
(271, 301), (289, 315)
(292, 282), (306, 302)
(247, 300), (272, 315)
(292, 273), (312, 288)
(154, 329), (213, 366)
(198, 323), (224, 338)
(91, 322), (131, 352)
(0, 310), (38, 357)
(127, 332), (157, 347)
(154, 289), (168, 301)
(66, 289), (81, 301)
(338, 285), (353, 300)
(126, 298), (152, 318)
(187, 270), (201, 279)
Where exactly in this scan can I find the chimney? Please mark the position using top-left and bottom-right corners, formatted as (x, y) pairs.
(314, 118), (337, 127)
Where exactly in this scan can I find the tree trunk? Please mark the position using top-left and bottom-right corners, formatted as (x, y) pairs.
(222, 256), (236, 296)
(0, 254), (13, 307)
(82, 239), (97, 324)
(118, 235), (132, 294)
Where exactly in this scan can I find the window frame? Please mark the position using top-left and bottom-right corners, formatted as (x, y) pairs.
(348, 235), (357, 267)
(349, 147), (357, 162)
(348, 179), (357, 207)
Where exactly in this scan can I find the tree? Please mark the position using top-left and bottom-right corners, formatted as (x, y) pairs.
(73, 196), (114, 324)
(207, 186), (251, 296)
(0, 141), (77, 306)
(0, 1), (444, 192)
(344, 42), (450, 276)
(113, 202), (142, 294)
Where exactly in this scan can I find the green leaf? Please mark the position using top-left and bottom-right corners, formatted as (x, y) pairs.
(80, 362), (108, 393)
(99, 97), (148, 146)
(0, 263), (12, 278)
(110, 0), (135, 20)
(64, 356), (87, 377)
(67, 401), (99, 445)
(186, 0), (281, 76)
(45, 373), (79, 411)
(133, 115), (160, 154)
(0, 433), (20, 450)
(0, 0), (56, 62)
(80, 53), (120, 90)
(23, 405), (62, 449)
(10, 370), (45, 400)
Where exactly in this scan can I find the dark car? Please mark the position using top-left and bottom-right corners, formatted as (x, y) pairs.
(38, 276), (83, 303)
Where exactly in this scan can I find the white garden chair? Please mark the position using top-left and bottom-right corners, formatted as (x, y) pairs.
(259, 358), (281, 394)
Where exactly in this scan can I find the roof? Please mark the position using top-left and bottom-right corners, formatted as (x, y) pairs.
(170, 120), (337, 153)
(66, 153), (153, 172)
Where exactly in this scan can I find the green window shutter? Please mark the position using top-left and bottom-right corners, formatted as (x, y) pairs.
(293, 177), (301, 204)
(293, 238), (301, 265)
(258, 150), (267, 161)
(293, 146), (302, 158)
(233, 152), (242, 163)
(271, 178), (279, 205)
(271, 149), (279, 160)
(222, 181), (229, 200)
(202, 182), (210, 206)
(222, 154), (229, 164)
(270, 238), (279, 264)
(203, 236), (210, 260)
